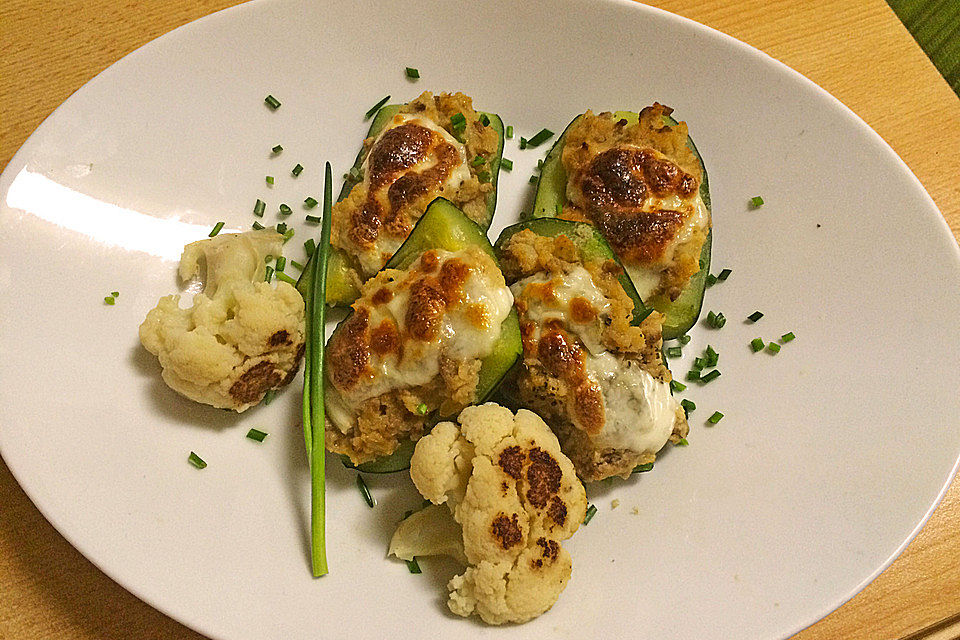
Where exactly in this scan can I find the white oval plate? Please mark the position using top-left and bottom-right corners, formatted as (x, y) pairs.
(2, 0), (959, 638)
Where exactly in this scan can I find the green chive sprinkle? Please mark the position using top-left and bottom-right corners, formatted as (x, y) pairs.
(633, 462), (654, 473)
(583, 504), (598, 525)
(263, 389), (276, 405)
(747, 311), (764, 323)
(706, 310), (716, 325)
(356, 475), (376, 508)
(527, 128), (554, 147)
(767, 342), (781, 354)
(406, 558), (422, 574)
(450, 112), (466, 132)
(705, 345), (719, 367)
(252, 221), (265, 230)
(264, 266), (274, 283)
(292, 164), (304, 177)
(265, 255), (273, 264)
(104, 296), (115, 305)
(506, 125), (514, 139)
(781, 332), (796, 343)
(536, 159), (543, 171)
(479, 113), (490, 126)
(471, 155), (485, 167)
(275, 271), (296, 285)
(555, 204), (563, 215)
(405, 66), (420, 79)
(678, 334), (691, 345)
(253, 199), (266, 217)
(282, 228), (295, 242)
(519, 137), (528, 149)
(681, 399), (696, 414)
(304, 196), (319, 209)
(705, 273), (718, 287)
(246, 428), (268, 442)
(266, 176), (275, 185)
(700, 369), (721, 383)
(279, 203), (292, 215)
(670, 380), (686, 393)
(305, 215), (322, 224)
(416, 403), (428, 415)
(750, 196), (764, 208)
(708, 411), (724, 424)
(686, 370), (701, 382)
(272, 144), (283, 154)
(477, 170), (491, 183)
(264, 95), (281, 110)
(528, 175), (538, 184)
(693, 357), (706, 371)
(717, 268), (732, 281)
(676, 437), (689, 446)
(365, 95), (390, 120)
(276, 222), (287, 234)
(501, 158), (513, 171)
(275, 256), (286, 271)
(209, 221), (225, 237)
(751, 337), (765, 352)
(666, 346), (682, 358)
(290, 260), (304, 271)
(304, 238), (316, 256)
(348, 166), (363, 182)
(188, 452), (207, 469)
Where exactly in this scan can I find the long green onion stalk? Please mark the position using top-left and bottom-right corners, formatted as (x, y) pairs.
(302, 162), (333, 577)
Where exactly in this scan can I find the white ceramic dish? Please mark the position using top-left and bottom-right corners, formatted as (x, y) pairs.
(2, 0), (959, 638)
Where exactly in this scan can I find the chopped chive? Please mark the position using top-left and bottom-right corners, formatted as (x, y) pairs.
(275, 256), (286, 271)
(501, 157), (513, 171)
(276, 222), (287, 234)
(283, 228), (295, 242)
(104, 296), (115, 305)
(527, 128), (554, 147)
(681, 399), (696, 414)
(264, 266), (274, 283)
(767, 342), (781, 354)
(304, 238), (316, 256)
(266, 175), (275, 185)
(188, 452), (207, 469)
(670, 380), (686, 393)
(275, 271), (296, 285)
(304, 196), (319, 209)
(678, 334), (691, 345)
(705, 345), (719, 367)
(356, 474), (376, 508)
(477, 170), (491, 183)
(305, 215), (322, 224)
(279, 203), (292, 216)
(246, 428), (268, 442)
(583, 504), (598, 525)
(693, 357), (706, 370)
(686, 370), (701, 382)
(404, 66), (420, 79)
(781, 332), (796, 343)
(208, 221), (225, 237)
(666, 346), (682, 358)
(252, 221), (265, 230)
(750, 195), (764, 208)
(406, 558), (422, 574)
(676, 437), (689, 446)
(364, 95), (390, 120)
(253, 198), (266, 217)
(700, 369), (721, 384)
(633, 462), (655, 473)
(706, 310), (716, 326)
(717, 268), (732, 281)
(519, 136), (528, 149)
(348, 166), (363, 183)
(265, 254), (274, 264)
(747, 311), (764, 323)
(263, 389), (276, 405)
(506, 125), (514, 139)
(699, 259), (706, 270)
(111, 291), (119, 297)
(471, 155), (485, 167)
(479, 113), (490, 126)
(536, 159), (543, 171)
(264, 94), (281, 110)
(292, 163), (304, 177)
(450, 112), (467, 132)
(290, 260), (304, 271)
(708, 411), (724, 424)
(705, 273), (718, 287)
(751, 337), (765, 352)
(416, 403), (428, 415)
(272, 144), (283, 154)
(528, 175), (538, 184)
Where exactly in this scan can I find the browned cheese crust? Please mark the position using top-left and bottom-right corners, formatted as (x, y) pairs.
(560, 104), (707, 301)
(500, 229), (688, 481)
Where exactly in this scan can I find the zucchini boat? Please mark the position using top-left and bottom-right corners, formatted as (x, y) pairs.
(324, 197), (521, 473)
(494, 218), (687, 482)
(529, 105), (711, 339)
(297, 92), (505, 308)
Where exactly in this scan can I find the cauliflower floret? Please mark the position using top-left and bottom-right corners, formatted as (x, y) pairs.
(397, 403), (587, 625)
(139, 229), (305, 411)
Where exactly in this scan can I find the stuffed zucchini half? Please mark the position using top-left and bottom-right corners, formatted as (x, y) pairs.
(298, 91), (505, 308)
(324, 198), (521, 473)
(495, 219), (688, 482)
(530, 104), (711, 339)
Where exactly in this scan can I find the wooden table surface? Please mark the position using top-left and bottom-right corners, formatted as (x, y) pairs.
(2, 1), (958, 638)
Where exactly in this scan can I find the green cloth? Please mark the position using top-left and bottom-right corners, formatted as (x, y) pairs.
(887, 0), (960, 96)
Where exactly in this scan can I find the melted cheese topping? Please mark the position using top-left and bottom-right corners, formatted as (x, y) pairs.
(326, 246), (512, 433)
(513, 264), (678, 453)
(351, 114), (471, 274)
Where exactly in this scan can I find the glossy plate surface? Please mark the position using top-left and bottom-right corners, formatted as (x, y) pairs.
(1, 0), (959, 638)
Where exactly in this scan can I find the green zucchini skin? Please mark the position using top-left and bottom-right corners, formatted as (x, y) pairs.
(528, 111), (712, 339)
(330, 197), (521, 473)
(494, 218), (652, 326)
(298, 105), (505, 309)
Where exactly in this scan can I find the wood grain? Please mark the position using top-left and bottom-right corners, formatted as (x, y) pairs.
(1, 1), (958, 639)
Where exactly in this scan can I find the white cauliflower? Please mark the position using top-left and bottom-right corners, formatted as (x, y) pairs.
(139, 229), (305, 411)
(393, 403), (587, 625)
